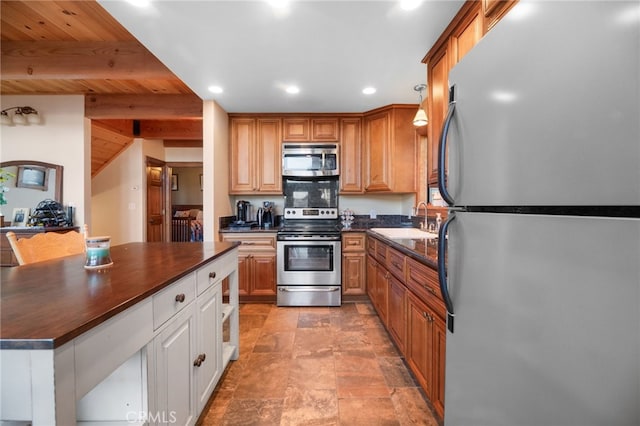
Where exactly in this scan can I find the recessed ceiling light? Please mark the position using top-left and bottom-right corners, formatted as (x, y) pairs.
(285, 86), (300, 94)
(399, 0), (422, 11)
(362, 87), (377, 95)
(208, 86), (223, 94)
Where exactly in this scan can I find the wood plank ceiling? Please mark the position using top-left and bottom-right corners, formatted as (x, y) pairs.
(1, 1), (203, 176)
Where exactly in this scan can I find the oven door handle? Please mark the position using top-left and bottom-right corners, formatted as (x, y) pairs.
(278, 287), (341, 292)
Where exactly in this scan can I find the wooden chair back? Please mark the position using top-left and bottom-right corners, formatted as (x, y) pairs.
(6, 225), (89, 266)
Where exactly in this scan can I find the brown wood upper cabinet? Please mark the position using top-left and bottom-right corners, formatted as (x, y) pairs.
(363, 104), (417, 193)
(423, 0), (517, 187)
(483, 0), (518, 31)
(339, 117), (363, 193)
(283, 117), (339, 141)
(229, 117), (282, 194)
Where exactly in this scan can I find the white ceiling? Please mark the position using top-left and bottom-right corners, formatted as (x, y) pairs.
(98, 0), (464, 113)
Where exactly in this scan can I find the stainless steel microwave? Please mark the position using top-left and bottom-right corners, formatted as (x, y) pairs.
(282, 143), (339, 177)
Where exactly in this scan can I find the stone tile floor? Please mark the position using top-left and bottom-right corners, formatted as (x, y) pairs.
(199, 302), (441, 425)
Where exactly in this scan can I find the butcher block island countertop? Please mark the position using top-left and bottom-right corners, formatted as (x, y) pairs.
(1, 241), (238, 349)
(0, 241), (240, 425)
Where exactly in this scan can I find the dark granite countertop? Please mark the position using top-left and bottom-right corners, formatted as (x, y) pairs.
(217, 219), (438, 270)
(365, 229), (439, 270)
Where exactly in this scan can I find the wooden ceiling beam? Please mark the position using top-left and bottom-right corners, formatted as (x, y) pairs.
(140, 120), (203, 140)
(92, 119), (135, 137)
(85, 94), (203, 119)
(1, 41), (174, 80)
(92, 119), (203, 141)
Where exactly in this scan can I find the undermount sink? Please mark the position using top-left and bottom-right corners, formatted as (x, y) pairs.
(370, 227), (438, 240)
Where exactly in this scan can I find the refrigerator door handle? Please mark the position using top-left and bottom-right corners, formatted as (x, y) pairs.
(438, 86), (456, 206)
(438, 213), (455, 333)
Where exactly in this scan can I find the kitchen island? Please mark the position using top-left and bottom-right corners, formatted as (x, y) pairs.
(0, 241), (239, 425)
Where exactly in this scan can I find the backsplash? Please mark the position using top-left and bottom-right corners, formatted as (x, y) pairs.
(350, 214), (413, 229)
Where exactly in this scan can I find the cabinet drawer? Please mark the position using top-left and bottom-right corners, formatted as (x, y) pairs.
(405, 258), (446, 319)
(153, 272), (196, 329)
(375, 239), (387, 263)
(343, 233), (366, 252)
(221, 234), (276, 252)
(386, 246), (405, 281)
(366, 236), (376, 257)
(196, 250), (237, 295)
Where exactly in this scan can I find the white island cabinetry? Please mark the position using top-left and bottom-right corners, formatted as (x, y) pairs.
(0, 243), (239, 425)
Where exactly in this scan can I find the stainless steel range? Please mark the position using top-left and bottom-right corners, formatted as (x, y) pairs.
(277, 173), (342, 307)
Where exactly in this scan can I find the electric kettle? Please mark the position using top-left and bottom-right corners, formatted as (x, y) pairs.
(256, 207), (264, 227)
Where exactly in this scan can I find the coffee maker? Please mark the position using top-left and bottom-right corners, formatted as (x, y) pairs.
(261, 201), (274, 229)
(236, 200), (251, 224)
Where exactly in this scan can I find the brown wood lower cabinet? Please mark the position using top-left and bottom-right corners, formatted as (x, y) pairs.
(367, 235), (446, 420)
(387, 275), (407, 354)
(406, 290), (446, 417)
(220, 233), (276, 301)
(237, 252), (276, 297)
(342, 233), (367, 296)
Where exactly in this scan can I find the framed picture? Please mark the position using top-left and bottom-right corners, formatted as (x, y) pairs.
(200, 174), (203, 191)
(12, 207), (29, 227)
(171, 174), (178, 191)
(16, 166), (48, 191)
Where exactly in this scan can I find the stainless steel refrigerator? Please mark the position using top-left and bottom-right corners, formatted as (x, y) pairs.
(436, 2), (639, 425)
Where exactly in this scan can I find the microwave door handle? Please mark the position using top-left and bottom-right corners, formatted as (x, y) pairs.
(438, 214), (455, 333)
(438, 86), (456, 206)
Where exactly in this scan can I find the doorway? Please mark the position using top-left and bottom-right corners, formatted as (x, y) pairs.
(167, 162), (203, 242)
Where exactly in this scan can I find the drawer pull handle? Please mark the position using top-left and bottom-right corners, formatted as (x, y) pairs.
(425, 286), (437, 295)
(193, 353), (206, 367)
(209, 271), (217, 279)
(175, 293), (186, 303)
(391, 262), (402, 269)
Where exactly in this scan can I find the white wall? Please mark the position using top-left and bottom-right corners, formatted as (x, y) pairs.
(91, 138), (165, 245)
(165, 147), (203, 162)
(0, 95), (89, 226)
(91, 140), (143, 245)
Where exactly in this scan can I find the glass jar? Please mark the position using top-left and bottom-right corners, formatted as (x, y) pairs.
(85, 236), (113, 270)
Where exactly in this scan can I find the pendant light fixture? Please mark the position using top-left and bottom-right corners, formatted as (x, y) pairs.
(412, 84), (428, 127)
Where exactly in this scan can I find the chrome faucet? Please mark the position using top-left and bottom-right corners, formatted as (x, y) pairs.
(416, 201), (428, 230)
